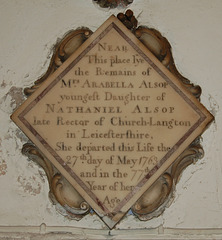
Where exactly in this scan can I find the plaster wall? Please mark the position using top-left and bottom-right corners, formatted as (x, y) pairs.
(0, 0), (222, 239)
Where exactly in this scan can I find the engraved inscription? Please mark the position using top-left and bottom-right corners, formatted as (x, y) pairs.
(23, 27), (199, 212)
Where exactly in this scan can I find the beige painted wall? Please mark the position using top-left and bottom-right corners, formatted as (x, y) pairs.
(0, 0), (222, 238)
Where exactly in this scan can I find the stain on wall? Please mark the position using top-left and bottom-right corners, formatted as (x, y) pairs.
(0, 159), (7, 176)
(17, 175), (41, 196)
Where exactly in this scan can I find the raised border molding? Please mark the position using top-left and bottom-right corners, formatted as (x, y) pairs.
(0, 225), (222, 240)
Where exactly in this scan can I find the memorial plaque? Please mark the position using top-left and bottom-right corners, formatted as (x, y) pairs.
(11, 15), (213, 228)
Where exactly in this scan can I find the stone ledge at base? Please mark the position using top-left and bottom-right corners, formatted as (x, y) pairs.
(0, 226), (222, 240)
